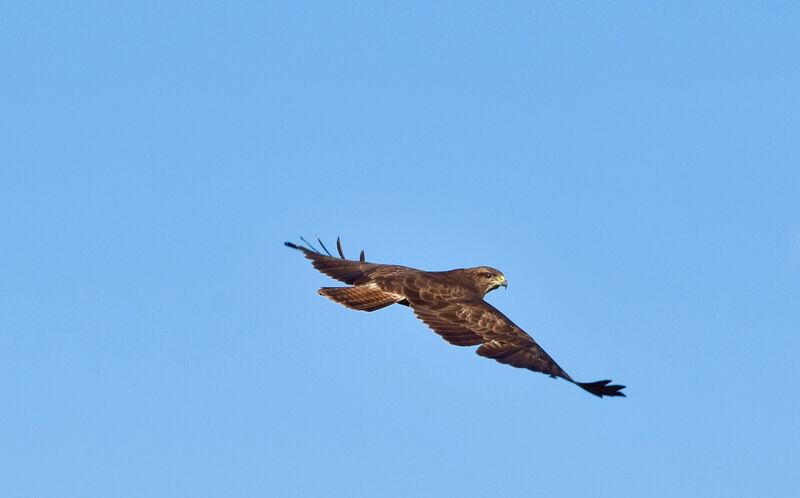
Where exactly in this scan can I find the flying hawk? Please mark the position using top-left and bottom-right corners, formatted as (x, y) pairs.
(285, 237), (625, 398)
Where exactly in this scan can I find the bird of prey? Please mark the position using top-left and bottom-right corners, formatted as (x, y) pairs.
(285, 236), (625, 398)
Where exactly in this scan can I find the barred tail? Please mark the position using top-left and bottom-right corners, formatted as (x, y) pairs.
(318, 286), (402, 312)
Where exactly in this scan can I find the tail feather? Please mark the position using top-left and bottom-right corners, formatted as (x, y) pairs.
(575, 379), (626, 398)
(319, 286), (402, 312)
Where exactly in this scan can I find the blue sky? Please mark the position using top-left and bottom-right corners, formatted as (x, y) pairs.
(2, 2), (799, 497)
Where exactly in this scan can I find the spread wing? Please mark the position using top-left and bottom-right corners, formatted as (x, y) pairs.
(410, 299), (570, 379)
(284, 237), (391, 285)
(409, 298), (625, 398)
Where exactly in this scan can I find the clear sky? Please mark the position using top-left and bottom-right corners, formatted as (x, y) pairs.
(2, 2), (799, 497)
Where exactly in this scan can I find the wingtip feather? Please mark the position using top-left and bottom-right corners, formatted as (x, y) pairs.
(575, 380), (626, 398)
(336, 237), (345, 259)
(299, 236), (320, 253)
(317, 236), (333, 257)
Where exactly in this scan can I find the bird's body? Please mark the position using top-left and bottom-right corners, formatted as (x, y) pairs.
(286, 237), (625, 398)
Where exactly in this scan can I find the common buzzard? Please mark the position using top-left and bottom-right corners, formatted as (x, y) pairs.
(286, 237), (625, 398)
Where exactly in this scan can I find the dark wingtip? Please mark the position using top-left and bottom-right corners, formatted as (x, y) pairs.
(299, 236), (320, 253)
(575, 380), (626, 398)
(287, 235), (365, 262)
(317, 236), (333, 257)
(285, 240), (314, 254)
(336, 237), (345, 259)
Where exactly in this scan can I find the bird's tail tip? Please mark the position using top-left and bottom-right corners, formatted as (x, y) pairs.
(575, 379), (626, 398)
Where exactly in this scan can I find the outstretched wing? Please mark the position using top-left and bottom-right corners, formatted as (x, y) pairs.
(410, 299), (570, 379)
(409, 299), (625, 398)
(284, 237), (386, 285)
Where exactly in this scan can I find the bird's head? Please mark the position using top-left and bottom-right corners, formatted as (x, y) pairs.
(467, 266), (508, 296)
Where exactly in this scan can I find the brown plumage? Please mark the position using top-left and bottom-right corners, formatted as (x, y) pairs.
(285, 237), (626, 398)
